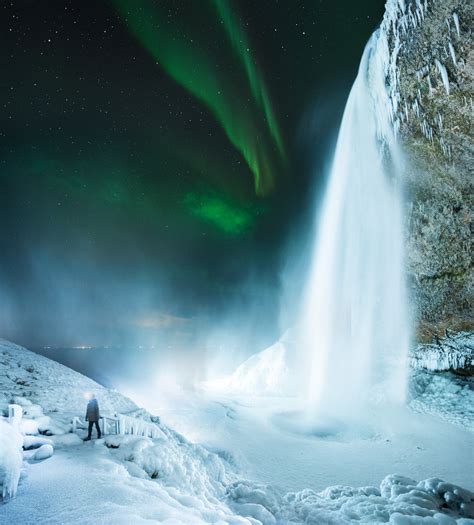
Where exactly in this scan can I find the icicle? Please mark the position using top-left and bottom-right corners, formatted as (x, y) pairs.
(453, 13), (460, 37)
(448, 42), (457, 67)
(428, 75), (433, 95)
(435, 59), (450, 94)
(437, 113), (443, 129)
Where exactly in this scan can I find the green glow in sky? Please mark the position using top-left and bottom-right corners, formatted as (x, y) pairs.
(212, 0), (284, 157)
(183, 190), (263, 235)
(113, 0), (282, 196)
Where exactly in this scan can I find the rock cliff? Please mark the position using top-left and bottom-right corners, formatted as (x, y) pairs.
(385, 0), (473, 341)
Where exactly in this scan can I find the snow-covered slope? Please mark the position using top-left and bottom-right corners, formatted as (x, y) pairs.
(1, 340), (474, 524)
(0, 339), (138, 416)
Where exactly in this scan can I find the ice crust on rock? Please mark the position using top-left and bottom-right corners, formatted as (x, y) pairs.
(410, 332), (473, 374)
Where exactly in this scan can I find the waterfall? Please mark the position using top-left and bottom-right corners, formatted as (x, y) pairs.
(299, 30), (410, 422)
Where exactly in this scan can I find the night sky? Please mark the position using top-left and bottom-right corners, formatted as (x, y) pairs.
(1, 0), (384, 350)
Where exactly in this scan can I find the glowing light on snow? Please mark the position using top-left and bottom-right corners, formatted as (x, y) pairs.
(298, 28), (410, 421)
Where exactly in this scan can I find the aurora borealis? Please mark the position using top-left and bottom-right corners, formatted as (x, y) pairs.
(113, 0), (285, 196)
(0, 0), (384, 348)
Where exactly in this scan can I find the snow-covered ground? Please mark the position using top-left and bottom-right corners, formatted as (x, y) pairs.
(1, 339), (473, 524)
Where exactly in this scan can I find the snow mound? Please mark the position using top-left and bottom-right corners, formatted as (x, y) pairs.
(32, 444), (54, 461)
(206, 331), (296, 396)
(223, 341), (290, 395)
(0, 420), (23, 499)
(410, 332), (474, 375)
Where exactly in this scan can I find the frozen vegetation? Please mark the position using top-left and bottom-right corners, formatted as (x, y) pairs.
(1, 339), (473, 524)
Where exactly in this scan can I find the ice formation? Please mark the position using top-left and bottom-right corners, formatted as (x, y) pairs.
(452, 12), (460, 38)
(435, 59), (451, 95)
(410, 332), (473, 373)
(448, 42), (458, 68)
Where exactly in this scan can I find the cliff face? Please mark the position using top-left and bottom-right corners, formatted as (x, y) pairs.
(386, 0), (473, 340)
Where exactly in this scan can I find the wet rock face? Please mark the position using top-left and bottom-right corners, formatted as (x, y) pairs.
(394, 0), (473, 339)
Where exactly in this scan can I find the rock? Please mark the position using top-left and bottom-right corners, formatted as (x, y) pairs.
(385, 0), (473, 338)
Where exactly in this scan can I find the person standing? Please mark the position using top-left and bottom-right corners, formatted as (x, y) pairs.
(84, 393), (101, 441)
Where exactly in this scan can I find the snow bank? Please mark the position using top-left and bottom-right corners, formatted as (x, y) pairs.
(0, 420), (23, 499)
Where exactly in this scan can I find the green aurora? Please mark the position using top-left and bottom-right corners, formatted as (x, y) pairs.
(183, 189), (264, 236)
(211, 0), (284, 157)
(113, 0), (284, 197)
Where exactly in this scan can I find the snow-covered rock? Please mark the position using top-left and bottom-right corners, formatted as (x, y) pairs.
(32, 444), (54, 461)
(22, 436), (53, 450)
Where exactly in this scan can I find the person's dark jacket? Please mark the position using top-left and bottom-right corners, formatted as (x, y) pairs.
(85, 398), (100, 422)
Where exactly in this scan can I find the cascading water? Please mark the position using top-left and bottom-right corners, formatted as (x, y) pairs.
(299, 29), (410, 422)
